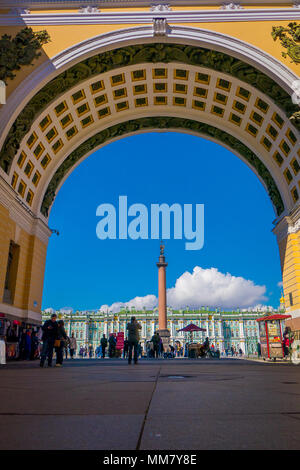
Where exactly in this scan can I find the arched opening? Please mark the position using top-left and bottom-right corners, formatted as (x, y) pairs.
(0, 33), (299, 329)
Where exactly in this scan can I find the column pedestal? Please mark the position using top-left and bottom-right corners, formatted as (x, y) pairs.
(157, 328), (171, 350)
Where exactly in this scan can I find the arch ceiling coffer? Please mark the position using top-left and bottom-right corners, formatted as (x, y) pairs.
(1, 43), (299, 218)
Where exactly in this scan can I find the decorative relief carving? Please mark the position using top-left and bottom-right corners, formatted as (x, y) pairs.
(10, 8), (30, 14)
(153, 18), (169, 36)
(78, 6), (100, 14)
(288, 219), (300, 234)
(150, 4), (172, 12)
(0, 27), (50, 85)
(272, 22), (300, 64)
(220, 3), (244, 10)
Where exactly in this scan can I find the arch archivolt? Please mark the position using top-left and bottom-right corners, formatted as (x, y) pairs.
(4, 60), (299, 219)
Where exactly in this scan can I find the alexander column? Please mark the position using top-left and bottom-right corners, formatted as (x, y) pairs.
(156, 242), (170, 345)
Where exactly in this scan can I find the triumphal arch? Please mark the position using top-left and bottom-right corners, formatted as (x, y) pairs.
(0, 0), (299, 327)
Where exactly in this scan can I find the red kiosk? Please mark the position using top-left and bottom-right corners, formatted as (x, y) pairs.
(256, 314), (291, 360)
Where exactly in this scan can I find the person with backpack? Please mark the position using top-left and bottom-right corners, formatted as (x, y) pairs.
(100, 334), (108, 358)
(40, 314), (58, 368)
(126, 316), (142, 365)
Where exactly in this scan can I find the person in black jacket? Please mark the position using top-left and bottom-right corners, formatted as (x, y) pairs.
(100, 334), (108, 358)
(55, 320), (68, 367)
(108, 334), (116, 358)
(40, 314), (58, 368)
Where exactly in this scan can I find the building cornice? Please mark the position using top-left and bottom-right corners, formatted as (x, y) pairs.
(0, 303), (42, 323)
(273, 204), (300, 241)
(0, 0), (295, 8)
(1, 7), (300, 25)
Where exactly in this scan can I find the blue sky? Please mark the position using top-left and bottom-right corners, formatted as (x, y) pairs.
(42, 132), (282, 311)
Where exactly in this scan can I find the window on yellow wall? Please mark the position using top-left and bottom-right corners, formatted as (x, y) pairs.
(3, 241), (20, 305)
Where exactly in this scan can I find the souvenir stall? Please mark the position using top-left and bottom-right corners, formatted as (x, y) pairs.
(6, 319), (21, 359)
(256, 314), (291, 360)
(0, 313), (42, 361)
(0, 314), (6, 364)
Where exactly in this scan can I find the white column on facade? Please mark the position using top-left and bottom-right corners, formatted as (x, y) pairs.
(211, 316), (215, 343)
(218, 319), (224, 352)
(239, 319), (245, 353)
(169, 320), (173, 339)
(85, 321), (89, 346)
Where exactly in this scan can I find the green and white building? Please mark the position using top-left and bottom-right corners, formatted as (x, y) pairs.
(41, 307), (283, 355)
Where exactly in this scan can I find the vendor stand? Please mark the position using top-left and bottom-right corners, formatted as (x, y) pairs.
(256, 314), (291, 360)
(177, 323), (206, 358)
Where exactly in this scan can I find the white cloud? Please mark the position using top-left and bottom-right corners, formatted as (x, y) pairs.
(167, 267), (267, 309)
(99, 295), (157, 314)
(99, 266), (267, 312)
(277, 281), (283, 288)
(44, 307), (55, 314)
(60, 307), (73, 314)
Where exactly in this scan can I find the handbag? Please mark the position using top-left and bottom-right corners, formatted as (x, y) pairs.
(54, 339), (61, 348)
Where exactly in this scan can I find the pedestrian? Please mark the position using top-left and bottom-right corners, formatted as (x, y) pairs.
(69, 333), (77, 359)
(30, 331), (39, 360)
(108, 334), (116, 358)
(40, 314), (58, 368)
(55, 320), (68, 367)
(101, 334), (108, 358)
(283, 327), (294, 359)
(123, 337), (129, 359)
(159, 338), (164, 357)
(89, 345), (94, 358)
(0, 334), (6, 365)
(151, 332), (160, 358)
(19, 328), (27, 360)
(95, 345), (100, 358)
(24, 330), (32, 360)
(126, 316), (142, 365)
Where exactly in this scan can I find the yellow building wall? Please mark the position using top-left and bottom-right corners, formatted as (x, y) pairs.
(0, 203), (15, 300)
(0, 202), (47, 318)
(279, 232), (300, 313)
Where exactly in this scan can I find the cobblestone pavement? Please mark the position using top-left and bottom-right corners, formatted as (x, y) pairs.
(0, 358), (300, 450)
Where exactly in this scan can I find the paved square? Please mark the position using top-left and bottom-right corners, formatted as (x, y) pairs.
(0, 358), (300, 450)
